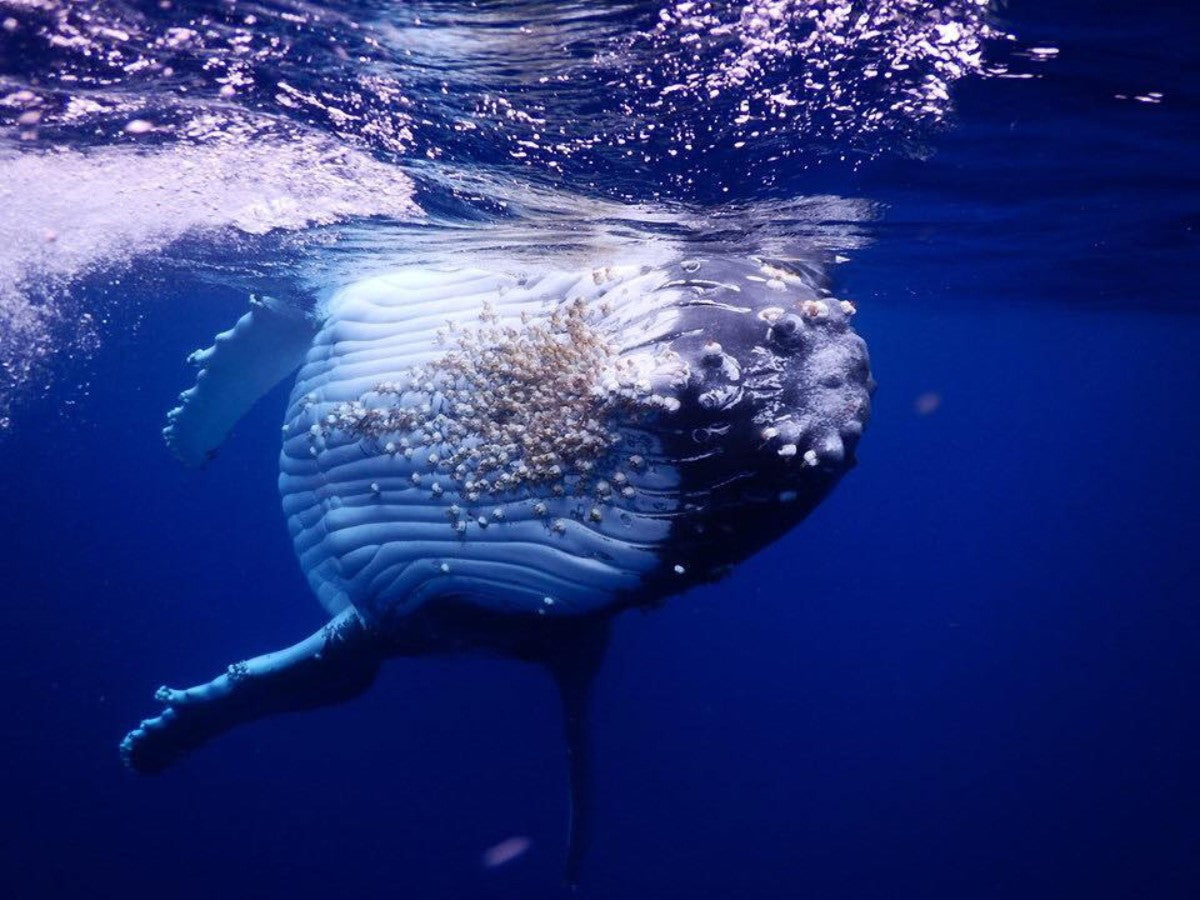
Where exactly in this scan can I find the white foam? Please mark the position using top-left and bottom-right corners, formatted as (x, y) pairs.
(0, 136), (420, 427)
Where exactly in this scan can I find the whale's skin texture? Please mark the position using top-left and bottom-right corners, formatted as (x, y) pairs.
(280, 257), (872, 641)
(122, 253), (873, 883)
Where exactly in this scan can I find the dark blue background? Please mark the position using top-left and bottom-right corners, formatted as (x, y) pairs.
(3, 1), (1199, 897)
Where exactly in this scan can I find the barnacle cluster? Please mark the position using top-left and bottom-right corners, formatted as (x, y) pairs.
(311, 296), (682, 506)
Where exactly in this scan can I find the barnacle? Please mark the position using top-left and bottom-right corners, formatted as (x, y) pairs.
(312, 297), (672, 511)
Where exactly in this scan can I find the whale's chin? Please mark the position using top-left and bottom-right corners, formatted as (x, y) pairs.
(279, 255), (873, 627)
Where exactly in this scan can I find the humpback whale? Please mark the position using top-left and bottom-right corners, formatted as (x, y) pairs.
(122, 252), (873, 883)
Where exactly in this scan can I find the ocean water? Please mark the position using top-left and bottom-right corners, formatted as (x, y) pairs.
(2, 1), (1198, 898)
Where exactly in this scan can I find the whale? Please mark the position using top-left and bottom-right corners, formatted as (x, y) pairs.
(121, 251), (873, 883)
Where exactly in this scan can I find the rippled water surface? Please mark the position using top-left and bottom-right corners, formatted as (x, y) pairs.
(1, 1), (1198, 897)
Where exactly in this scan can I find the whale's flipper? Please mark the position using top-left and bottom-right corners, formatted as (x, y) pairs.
(527, 618), (611, 889)
(165, 295), (317, 467)
(121, 608), (381, 774)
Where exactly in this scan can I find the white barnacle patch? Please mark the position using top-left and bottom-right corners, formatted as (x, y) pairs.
(310, 295), (680, 526)
(801, 299), (830, 320)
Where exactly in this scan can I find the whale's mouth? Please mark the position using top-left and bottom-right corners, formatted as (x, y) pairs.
(283, 255), (872, 621)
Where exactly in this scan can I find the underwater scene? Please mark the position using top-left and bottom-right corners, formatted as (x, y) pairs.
(1, 1), (1198, 897)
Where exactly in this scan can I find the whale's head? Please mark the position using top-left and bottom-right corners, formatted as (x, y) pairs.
(630, 256), (873, 593)
(281, 254), (873, 627)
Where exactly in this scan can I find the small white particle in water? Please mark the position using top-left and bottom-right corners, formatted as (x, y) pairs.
(673, 564), (686, 575)
(482, 836), (532, 868)
(803, 449), (819, 466)
(124, 119), (155, 135)
(914, 392), (942, 416)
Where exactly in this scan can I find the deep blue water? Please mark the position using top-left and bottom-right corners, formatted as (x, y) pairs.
(2, 1), (1199, 898)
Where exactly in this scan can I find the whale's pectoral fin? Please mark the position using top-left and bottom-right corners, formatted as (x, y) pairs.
(121, 608), (381, 774)
(523, 618), (611, 890)
(164, 295), (317, 467)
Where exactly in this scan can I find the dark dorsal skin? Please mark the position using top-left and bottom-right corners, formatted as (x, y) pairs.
(123, 254), (874, 886)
